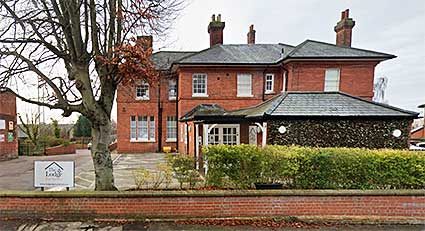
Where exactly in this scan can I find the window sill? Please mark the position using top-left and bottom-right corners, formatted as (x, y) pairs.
(166, 138), (177, 142)
(265, 91), (275, 95)
(135, 97), (150, 101)
(169, 97), (177, 101)
(130, 139), (156, 143)
(237, 94), (253, 98)
(192, 94), (209, 98)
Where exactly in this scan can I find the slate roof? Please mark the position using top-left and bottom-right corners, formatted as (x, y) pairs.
(287, 40), (396, 59)
(180, 104), (226, 121)
(177, 44), (295, 65)
(263, 92), (418, 117)
(175, 40), (395, 65)
(150, 51), (196, 70)
(179, 92), (418, 121)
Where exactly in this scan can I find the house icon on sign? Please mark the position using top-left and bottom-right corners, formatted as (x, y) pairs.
(45, 162), (64, 178)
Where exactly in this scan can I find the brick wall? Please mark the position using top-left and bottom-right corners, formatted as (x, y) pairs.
(0, 92), (17, 161)
(285, 61), (378, 100)
(45, 144), (76, 155)
(0, 191), (424, 223)
(117, 76), (177, 153)
(411, 127), (425, 140)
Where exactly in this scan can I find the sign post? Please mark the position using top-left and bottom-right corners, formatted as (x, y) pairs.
(34, 161), (75, 190)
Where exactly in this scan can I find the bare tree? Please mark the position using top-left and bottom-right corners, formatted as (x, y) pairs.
(18, 112), (41, 146)
(0, 0), (184, 190)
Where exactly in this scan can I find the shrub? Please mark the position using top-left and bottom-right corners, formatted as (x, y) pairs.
(150, 163), (173, 189)
(132, 167), (151, 189)
(203, 144), (262, 189)
(203, 145), (425, 189)
(167, 154), (201, 189)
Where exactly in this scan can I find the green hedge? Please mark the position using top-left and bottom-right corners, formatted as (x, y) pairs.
(203, 145), (425, 189)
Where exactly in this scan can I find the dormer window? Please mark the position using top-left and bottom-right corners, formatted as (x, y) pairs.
(136, 82), (149, 100)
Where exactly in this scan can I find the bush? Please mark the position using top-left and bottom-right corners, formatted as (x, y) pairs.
(203, 145), (425, 189)
(132, 167), (151, 189)
(203, 144), (262, 189)
(167, 154), (201, 189)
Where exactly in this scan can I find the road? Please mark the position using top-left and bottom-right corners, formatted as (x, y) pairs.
(0, 149), (93, 191)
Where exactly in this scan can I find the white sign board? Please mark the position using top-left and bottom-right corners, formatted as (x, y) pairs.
(0, 119), (5, 129)
(34, 161), (75, 188)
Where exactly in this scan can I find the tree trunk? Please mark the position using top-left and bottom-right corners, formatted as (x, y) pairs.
(91, 121), (117, 191)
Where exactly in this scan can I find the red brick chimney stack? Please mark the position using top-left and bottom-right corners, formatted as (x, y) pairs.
(136, 35), (153, 50)
(247, 24), (256, 44)
(208, 14), (225, 47)
(334, 9), (355, 47)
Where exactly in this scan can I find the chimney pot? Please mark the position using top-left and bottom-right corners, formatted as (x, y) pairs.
(208, 14), (225, 47)
(211, 14), (215, 21)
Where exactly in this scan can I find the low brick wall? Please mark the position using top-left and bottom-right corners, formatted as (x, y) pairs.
(0, 190), (424, 223)
(45, 144), (76, 155)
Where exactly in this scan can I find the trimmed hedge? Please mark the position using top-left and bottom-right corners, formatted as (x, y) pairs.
(203, 145), (425, 189)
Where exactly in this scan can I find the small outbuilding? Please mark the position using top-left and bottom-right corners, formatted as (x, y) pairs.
(180, 92), (418, 162)
(0, 92), (18, 161)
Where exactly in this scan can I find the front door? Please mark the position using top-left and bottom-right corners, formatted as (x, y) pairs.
(208, 124), (240, 145)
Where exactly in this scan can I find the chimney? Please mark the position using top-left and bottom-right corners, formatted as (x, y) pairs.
(334, 9), (355, 47)
(247, 24), (256, 44)
(136, 35), (153, 50)
(208, 14), (225, 47)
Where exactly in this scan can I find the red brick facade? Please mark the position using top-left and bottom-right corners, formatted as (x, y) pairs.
(117, 77), (178, 153)
(116, 10), (389, 154)
(0, 92), (17, 161)
(0, 191), (424, 223)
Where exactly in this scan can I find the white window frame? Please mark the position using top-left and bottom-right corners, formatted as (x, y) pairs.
(282, 71), (287, 92)
(166, 116), (177, 142)
(265, 73), (274, 94)
(135, 82), (149, 100)
(130, 115), (155, 142)
(130, 116), (137, 140)
(237, 73), (253, 97)
(207, 124), (240, 145)
(324, 68), (340, 92)
(192, 73), (208, 97)
(168, 79), (177, 100)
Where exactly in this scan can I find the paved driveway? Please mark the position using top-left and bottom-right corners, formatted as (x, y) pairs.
(0, 149), (94, 191)
(0, 151), (176, 191)
(75, 153), (180, 190)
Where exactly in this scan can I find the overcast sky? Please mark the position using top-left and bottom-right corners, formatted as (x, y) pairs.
(17, 0), (425, 123)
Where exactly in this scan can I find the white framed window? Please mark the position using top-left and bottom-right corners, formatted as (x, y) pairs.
(265, 73), (274, 93)
(149, 117), (155, 141)
(130, 115), (155, 142)
(169, 79), (177, 100)
(237, 73), (253, 97)
(282, 71), (287, 92)
(324, 68), (340, 91)
(192, 73), (207, 96)
(166, 116), (177, 142)
(136, 82), (149, 100)
(137, 116), (148, 140)
(130, 116), (137, 140)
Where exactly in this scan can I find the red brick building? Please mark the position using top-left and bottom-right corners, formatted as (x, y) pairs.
(0, 92), (18, 161)
(117, 9), (417, 156)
